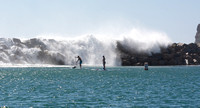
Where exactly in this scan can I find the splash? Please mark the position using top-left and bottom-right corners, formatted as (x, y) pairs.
(117, 28), (172, 54)
(0, 28), (172, 66)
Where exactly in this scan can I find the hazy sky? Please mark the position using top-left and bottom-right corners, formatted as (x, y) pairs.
(0, 0), (199, 43)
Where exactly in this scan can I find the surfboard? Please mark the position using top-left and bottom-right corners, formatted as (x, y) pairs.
(72, 66), (76, 69)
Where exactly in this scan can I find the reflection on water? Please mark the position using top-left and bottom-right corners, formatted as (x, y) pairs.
(0, 66), (200, 107)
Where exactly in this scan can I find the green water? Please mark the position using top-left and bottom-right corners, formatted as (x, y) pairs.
(0, 66), (200, 107)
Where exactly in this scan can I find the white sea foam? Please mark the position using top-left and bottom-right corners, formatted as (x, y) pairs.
(118, 27), (172, 54)
(0, 27), (172, 66)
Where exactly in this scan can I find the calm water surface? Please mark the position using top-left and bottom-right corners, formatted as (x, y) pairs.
(0, 66), (200, 107)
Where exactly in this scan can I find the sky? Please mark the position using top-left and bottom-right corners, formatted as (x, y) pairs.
(0, 0), (199, 43)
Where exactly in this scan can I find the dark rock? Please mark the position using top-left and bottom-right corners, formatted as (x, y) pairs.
(37, 50), (66, 65)
(151, 60), (158, 66)
(13, 38), (21, 43)
(168, 59), (177, 65)
(195, 24), (200, 43)
(0, 45), (8, 49)
(163, 54), (174, 60)
(117, 41), (200, 66)
(121, 59), (131, 66)
(197, 24), (200, 31)
(158, 60), (165, 65)
(23, 38), (47, 51)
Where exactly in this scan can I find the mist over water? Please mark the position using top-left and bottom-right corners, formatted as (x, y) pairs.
(118, 28), (172, 54)
(43, 35), (119, 66)
(0, 28), (172, 66)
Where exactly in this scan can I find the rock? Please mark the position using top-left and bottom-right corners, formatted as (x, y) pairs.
(168, 59), (177, 65)
(163, 54), (174, 60)
(12, 38), (24, 48)
(151, 60), (158, 66)
(130, 57), (137, 63)
(0, 45), (8, 49)
(195, 24), (200, 43)
(37, 50), (66, 65)
(13, 38), (21, 43)
(24, 38), (47, 50)
(121, 58), (131, 65)
(118, 40), (200, 66)
(161, 47), (169, 53)
(158, 60), (165, 65)
(177, 43), (184, 46)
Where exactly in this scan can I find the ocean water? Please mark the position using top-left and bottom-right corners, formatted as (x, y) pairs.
(0, 66), (200, 107)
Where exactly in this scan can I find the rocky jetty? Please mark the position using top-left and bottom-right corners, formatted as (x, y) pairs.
(0, 24), (199, 66)
(0, 38), (66, 65)
(117, 42), (200, 66)
(118, 24), (200, 66)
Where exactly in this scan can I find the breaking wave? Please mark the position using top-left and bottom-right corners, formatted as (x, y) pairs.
(0, 28), (172, 66)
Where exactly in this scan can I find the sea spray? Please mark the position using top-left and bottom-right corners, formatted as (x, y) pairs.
(117, 28), (172, 55)
(42, 35), (119, 66)
(0, 28), (172, 66)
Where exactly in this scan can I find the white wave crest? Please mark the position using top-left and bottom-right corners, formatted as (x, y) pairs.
(0, 27), (172, 66)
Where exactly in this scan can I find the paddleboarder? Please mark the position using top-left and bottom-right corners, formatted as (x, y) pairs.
(76, 56), (82, 69)
(103, 56), (106, 70)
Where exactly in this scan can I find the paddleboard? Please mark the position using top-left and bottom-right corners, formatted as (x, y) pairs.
(91, 68), (107, 71)
(72, 66), (76, 69)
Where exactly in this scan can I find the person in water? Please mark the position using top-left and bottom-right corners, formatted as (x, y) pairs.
(76, 56), (82, 69)
(144, 62), (148, 70)
(103, 56), (106, 70)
